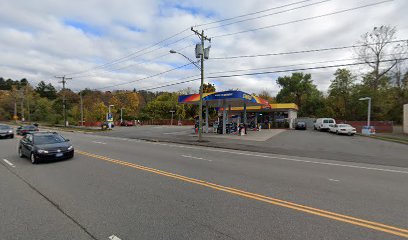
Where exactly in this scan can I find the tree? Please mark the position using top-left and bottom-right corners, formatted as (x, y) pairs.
(356, 25), (407, 90)
(328, 69), (355, 119)
(276, 73), (325, 116)
(276, 73), (314, 109)
(257, 89), (274, 103)
(35, 81), (57, 99)
(202, 83), (216, 93)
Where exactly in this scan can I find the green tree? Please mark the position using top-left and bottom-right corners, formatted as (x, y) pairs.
(202, 83), (216, 93)
(35, 81), (57, 100)
(327, 69), (355, 119)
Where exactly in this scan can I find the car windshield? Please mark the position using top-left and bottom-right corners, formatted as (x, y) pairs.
(23, 126), (36, 130)
(339, 124), (351, 128)
(0, 125), (10, 130)
(34, 134), (65, 145)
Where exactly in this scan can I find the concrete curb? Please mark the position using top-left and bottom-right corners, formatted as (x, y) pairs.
(357, 134), (408, 145)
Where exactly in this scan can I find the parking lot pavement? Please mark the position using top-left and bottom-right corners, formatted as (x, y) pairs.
(94, 125), (408, 168)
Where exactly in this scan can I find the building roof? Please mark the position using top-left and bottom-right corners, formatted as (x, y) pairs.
(220, 103), (299, 112)
(178, 90), (269, 107)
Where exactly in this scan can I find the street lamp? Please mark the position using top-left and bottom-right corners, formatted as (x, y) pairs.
(120, 107), (125, 123)
(170, 48), (209, 141)
(169, 50), (201, 70)
(359, 97), (371, 127)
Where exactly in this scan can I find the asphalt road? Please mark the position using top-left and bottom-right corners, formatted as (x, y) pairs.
(96, 126), (408, 168)
(0, 130), (407, 239)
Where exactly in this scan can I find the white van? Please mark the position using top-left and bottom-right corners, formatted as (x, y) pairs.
(314, 118), (336, 131)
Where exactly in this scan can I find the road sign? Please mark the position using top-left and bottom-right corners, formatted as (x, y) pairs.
(107, 113), (113, 122)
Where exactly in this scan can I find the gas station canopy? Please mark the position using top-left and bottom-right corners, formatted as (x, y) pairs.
(178, 90), (269, 107)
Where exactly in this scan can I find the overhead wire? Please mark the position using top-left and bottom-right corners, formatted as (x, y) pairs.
(65, 28), (193, 77)
(210, 39), (408, 60)
(204, 0), (331, 30)
(64, 0), (331, 77)
(195, 0), (313, 27)
(73, 43), (196, 79)
(134, 57), (408, 91)
(211, 0), (393, 38)
(93, 62), (195, 90)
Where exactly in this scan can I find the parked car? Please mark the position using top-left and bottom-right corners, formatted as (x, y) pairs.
(295, 121), (307, 130)
(0, 125), (14, 138)
(329, 124), (356, 136)
(16, 125), (39, 136)
(18, 132), (74, 164)
(314, 118), (336, 131)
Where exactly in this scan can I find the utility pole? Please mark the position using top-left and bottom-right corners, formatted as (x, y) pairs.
(55, 76), (72, 127)
(79, 91), (84, 126)
(19, 88), (24, 122)
(191, 27), (211, 142)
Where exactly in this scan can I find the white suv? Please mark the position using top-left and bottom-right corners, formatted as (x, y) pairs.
(314, 118), (336, 131)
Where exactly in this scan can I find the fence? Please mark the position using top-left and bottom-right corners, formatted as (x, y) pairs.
(335, 120), (393, 133)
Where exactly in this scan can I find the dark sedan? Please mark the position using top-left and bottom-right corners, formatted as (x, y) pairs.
(295, 121), (307, 130)
(16, 125), (39, 136)
(0, 125), (14, 138)
(18, 132), (74, 164)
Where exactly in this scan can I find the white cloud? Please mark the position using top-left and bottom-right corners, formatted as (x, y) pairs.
(0, 0), (407, 95)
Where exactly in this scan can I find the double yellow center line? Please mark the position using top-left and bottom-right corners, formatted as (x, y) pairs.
(77, 150), (408, 238)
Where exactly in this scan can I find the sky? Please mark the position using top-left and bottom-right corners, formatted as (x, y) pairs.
(1, 0), (407, 95)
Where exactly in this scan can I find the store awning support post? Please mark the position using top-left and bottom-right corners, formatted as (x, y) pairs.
(243, 102), (247, 125)
(205, 102), (209, 133)
(223, 100), (227, 134)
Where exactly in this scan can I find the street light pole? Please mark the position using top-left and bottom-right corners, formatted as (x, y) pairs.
(120, 108), (124, 123)
(359, 97), (371, 127)
(169, 110), (175, 125)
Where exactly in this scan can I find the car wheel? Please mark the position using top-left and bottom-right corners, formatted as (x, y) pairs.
(18, 147), (24, 158)
(336, 131), (339, 135)
(30, 153), (38, 164)
(10, 134), (14, 138)
(314, 126), (317, 130)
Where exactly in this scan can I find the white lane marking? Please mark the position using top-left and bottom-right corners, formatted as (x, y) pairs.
(80, 135), (408, 174)
(92, 141), (107, 145)
(3, 159), (15, 167)
(108, 235), (122, 240)
(151, 143), (408, 174)
(329, 179), (340, 182)
(181, 155), (212, 162)
(163, 131), (189, 135)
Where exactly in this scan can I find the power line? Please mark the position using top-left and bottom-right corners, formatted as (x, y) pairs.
(205, 53), (407, 75)
(204, 0), (331, 30)
(207, 58), (407, 79)
(135, 58), (407, 91)
(210, 39), (407, 60)
(65, 28), (193, 77)
(195, 0), (313, 27)
(93, 62), (195, 90)
(211, 0), (393, 38)
(73, 43), (195, 79)
(63, 1), (330, 77)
